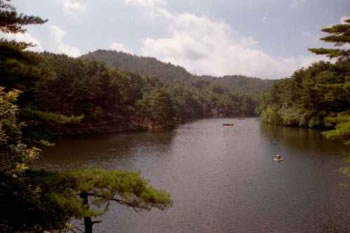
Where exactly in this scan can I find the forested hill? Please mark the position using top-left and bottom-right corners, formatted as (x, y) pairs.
(201, 75), (274, 97)
(80, 50), (275, 97)
(81, 50), (193, 81)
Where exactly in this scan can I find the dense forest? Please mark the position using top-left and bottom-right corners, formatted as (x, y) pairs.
(81, 50), (274, 97)
(0, 47), (273, 140)
(258, 60), (350, 128)
(258, 19), (350, 133)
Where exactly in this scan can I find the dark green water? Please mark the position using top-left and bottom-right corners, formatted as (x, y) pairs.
(39, 118), (350, 233)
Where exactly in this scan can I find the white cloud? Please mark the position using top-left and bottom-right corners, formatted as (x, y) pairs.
(49, 25), (81, 57)
(262, 13), (269, 24)
(0, 32), (43, 52)
(289, 0), (305, 9)
(123, 0), (324, 78)
(124, 0), (165, 9)
(61, 0), (86, 15)
(140, 11), (321, 79)
(50, 25), (65, 42)
(110, 42), (132, 53)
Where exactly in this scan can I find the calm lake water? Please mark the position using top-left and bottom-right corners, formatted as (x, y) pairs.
(39, 118), (350, 233)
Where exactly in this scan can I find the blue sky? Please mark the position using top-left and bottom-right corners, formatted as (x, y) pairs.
(6, 0), (350, 79)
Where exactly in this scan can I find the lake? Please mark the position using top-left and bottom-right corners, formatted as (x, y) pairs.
(39, 118), (350, 233)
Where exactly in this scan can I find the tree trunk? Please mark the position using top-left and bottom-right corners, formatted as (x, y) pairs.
(84, 216), (93, 233)
(80, 192), (93, 233)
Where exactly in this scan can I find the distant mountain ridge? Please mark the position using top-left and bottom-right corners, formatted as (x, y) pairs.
(81, 50), (192, 81)
(80, 50), (276, 96)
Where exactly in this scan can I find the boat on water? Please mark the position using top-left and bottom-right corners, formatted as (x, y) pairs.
(274, 154), (284, 162)
(223, 123), (234, 126)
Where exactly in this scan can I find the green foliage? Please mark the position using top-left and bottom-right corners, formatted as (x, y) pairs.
(81, 49), (274, 120)
(25, 169), (172, 232)
(22, 108), (84, 125)
(139, 89), (177, 129)
(323, 111), (350, 144)
(0, 87), (40, 175)
(81, 50), (274, 96)
(0, 87), (66, 232)
(63, 169), (172, 212)
(261, 106), (281, 125)
(259, 60), (350, 128)
(0, 41), (54, 104)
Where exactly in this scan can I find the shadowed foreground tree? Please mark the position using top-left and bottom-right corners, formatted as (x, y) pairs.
(0, 1), (173, 232)
(0, 87), (173, 232)
(0, 0), (46, 34)
(30, 169), (172, 233)
(0, 87), (62, 232)
(0, 86), (172, 232)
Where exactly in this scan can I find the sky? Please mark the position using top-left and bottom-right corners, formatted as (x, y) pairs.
(5, 0), (350, 79)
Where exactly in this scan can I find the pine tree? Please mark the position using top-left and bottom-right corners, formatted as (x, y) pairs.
(29, 169), (172, 233)
(0, 0), (46, 33)
(309, 18), (350, 60)
(309, 18), (350, 142)
(0, 0), (48, 102)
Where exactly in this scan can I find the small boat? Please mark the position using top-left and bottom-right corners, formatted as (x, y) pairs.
(223, 123), (234, 126)
(274, 154), (284, 162)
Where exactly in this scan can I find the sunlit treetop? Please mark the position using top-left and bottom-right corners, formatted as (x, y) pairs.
(309, 18), (350, 60)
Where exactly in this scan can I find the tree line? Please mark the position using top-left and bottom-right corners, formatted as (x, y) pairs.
(81, 49), (274, 99)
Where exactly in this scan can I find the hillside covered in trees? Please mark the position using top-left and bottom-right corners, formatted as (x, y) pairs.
(81, 50), (274, 98)
(1, 47), (274, 139)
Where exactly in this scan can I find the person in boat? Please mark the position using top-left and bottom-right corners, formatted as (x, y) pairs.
(274, 154), (283, 161)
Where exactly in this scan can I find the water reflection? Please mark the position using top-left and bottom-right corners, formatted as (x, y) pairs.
(39, 131), (175, 170)
(260, 123), (349, 157)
